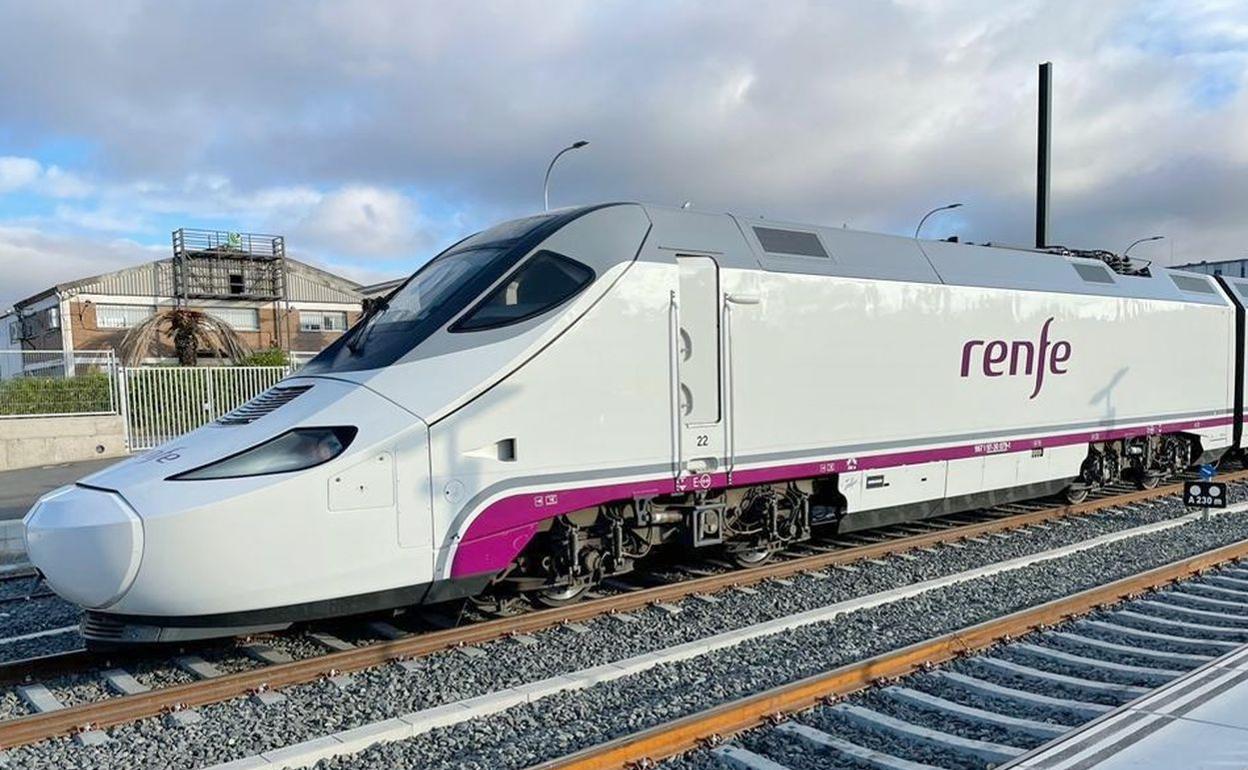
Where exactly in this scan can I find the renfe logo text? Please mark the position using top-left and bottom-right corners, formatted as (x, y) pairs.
(960, 317), (1071, 399)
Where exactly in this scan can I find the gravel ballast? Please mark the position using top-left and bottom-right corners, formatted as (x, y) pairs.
(0, 596), (79, 649)
(320, 521), (1248, 770)
(670, 579), (1248, 770)
(1, 493), (1245, 769)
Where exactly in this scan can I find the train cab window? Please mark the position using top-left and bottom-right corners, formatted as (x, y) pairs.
(453, 251), (594, 332)
(299, 209), (582, 373)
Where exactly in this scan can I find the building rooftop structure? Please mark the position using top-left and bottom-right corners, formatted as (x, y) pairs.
(1173, 258), (1248, 278)
(2, 229), (365, 365)
(358, 277), (405, 298)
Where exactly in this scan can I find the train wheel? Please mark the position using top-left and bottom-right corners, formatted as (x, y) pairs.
(1138, 472), (1162, 490)
(1064, 486), (1089, 504)
(729, 546), (775, 568)
(532, 583), (591, 608)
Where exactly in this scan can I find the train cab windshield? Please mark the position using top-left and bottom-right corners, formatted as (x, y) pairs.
(301, 211), (588, 374)
(367, 246), (510, 337)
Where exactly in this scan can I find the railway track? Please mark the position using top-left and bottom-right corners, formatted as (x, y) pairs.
(0, 590), (55, 609)
(0, 472), (1242, 752)
(0, 571), (50, 605)
(527, 536), (1248, 770)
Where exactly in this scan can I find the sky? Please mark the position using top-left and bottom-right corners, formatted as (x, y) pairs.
(1, 0), (1247, 310)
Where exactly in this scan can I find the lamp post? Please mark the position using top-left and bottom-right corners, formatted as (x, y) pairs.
(914, 202), (964, 239)
(1123, 235), (1164, 257)
(543, 140), (589, 212)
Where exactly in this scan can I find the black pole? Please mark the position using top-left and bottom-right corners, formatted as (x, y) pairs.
(1036, 62), (1052, 249)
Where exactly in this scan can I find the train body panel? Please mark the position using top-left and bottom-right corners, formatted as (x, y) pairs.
(724, 268), (1235, 501)
(28, 378), (439, 623)
(728, 274), (1232, 457)
(434, 209), (1237, 581)
(428, 258), (674, 578)
(21, 201), (1246, 642)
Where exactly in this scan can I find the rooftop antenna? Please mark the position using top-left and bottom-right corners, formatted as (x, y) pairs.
(1036, 61), (1052, 249)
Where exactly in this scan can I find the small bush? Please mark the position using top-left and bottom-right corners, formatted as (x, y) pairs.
(0, 373), (113, 416)
(241, 348), (290, 367)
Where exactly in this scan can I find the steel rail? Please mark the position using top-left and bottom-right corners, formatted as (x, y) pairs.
(0, 590), (55, 607)
(0, 647), (150, 690)
(0, 472), (1242, 749)
(526, 536), (1248, 770)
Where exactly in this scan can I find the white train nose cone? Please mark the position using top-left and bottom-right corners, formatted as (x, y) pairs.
(23, 486), (144, 609)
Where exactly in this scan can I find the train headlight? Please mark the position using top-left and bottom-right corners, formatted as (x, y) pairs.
(170, 427), (358, 481)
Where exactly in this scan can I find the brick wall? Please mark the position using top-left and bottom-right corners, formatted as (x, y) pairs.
(67, 301), (358, 360)
(69, 302), (130, 352)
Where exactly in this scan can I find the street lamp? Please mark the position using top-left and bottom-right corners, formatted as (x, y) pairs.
(1123, 235), (1164, 256)
(914, 202), (964, 239)
(543, 140), (589, 211)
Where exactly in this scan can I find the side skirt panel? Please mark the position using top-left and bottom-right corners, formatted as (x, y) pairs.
(831, 479), (1069, 534)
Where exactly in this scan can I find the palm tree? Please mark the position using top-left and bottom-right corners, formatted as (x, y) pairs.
(118, 308), (252, 366)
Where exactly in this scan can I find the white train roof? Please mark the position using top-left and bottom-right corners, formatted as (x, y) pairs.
(633, 202), (1227, 306)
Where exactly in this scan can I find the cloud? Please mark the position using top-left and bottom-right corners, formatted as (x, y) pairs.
(0, 0), (1247, 275)
(0, 172), (445, 305)
(295, 185), (428, 258)
(0, 226), (156, 310)
(0, 157), (40, 193)
(50, 204), (146, 233)
(0, 156), (93, 198)
(307, 256), (402, 290)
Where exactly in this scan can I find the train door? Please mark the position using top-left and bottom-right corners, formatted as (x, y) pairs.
(672, 255), (726, 491)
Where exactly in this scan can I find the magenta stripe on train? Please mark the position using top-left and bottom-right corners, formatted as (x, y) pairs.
(449, 413), (1233, 577)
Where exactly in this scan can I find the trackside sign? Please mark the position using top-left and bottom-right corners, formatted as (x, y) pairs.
(1185, 480), (1227, 509)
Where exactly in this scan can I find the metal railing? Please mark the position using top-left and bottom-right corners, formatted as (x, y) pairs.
(1, 349), (307, 449)
(172, 228), (286, 260)
(0, 350), (119, 418)
(120, 365), (291, 451)
(172, 228), (287, 301)
(289, 350), (319, 371)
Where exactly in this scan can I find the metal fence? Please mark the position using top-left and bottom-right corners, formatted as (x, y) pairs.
(1, 349), (302, 450)
(289, 351), (319, 370)
(0, 350), (120, 418)
(120, 365), (291, 451)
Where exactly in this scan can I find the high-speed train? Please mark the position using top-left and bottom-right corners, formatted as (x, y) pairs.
(23, 202), (1247, 643)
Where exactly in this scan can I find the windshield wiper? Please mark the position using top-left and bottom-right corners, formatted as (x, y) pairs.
(346, 297), (389, 356)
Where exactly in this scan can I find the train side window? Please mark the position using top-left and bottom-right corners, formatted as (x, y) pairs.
(1170, 274), (1216, 295)
(452, 251), (594, 332)
(753, 226), (828, 258)
(1071, 262), (1114, 284)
